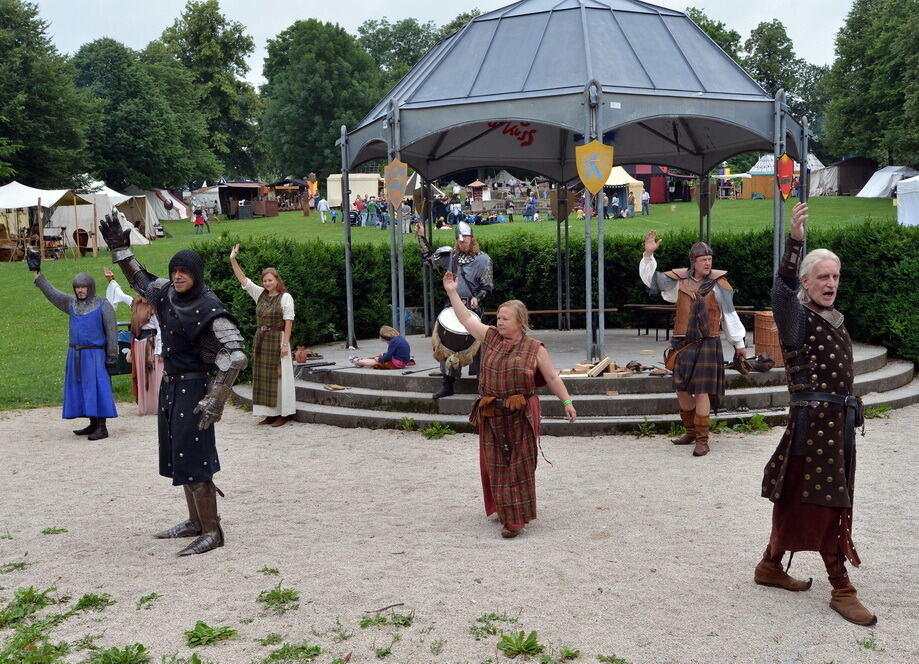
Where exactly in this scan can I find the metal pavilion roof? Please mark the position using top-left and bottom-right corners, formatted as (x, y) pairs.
(345, 0), (805, 180)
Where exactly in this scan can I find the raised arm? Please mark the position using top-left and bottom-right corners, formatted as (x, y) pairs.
(771, 203), (807, 348)
(535, 346), (576, 423)
(443, 271), (489, 341)
(98, 213), (161, 297)
(638, 230), (677, 300)
(229, 244), (248, 286)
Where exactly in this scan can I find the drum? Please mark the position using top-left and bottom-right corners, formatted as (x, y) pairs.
(435, 306), (480, 353)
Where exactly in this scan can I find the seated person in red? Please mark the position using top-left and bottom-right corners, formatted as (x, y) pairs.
(350, 325), (412, 369)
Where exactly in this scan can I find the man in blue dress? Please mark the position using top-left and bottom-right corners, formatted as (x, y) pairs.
(28, 250), (118, 440)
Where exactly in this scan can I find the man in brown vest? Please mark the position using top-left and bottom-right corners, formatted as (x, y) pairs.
(639, 232), (747, 456)
(754, 202), (875, 626)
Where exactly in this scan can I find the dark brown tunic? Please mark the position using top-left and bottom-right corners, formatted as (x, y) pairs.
(470, 328), (545, 527)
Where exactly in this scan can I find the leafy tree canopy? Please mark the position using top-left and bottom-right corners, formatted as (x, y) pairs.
(357, 17), (438, 91)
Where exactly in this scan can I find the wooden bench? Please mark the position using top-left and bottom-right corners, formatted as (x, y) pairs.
(623, 304), (755, 341)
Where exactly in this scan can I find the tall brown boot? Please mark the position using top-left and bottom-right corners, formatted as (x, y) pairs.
(671, 409), (696, 445)
(153, 485), (201, 539)
(178, 482), (224, 556)
(692, 414), (710, 456)
(823, 553), (876, 626)
(754, 546), (812, 591)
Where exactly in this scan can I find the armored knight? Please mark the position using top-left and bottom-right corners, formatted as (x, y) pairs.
(99, 214), (247, 556)
(415, 220), (493, 399)
(639, 232), (747, 456)
(28, 251), (118, 440)
(753, 202), (875, 626)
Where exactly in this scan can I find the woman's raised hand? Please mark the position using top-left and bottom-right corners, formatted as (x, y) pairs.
(230, 243), (240, 260)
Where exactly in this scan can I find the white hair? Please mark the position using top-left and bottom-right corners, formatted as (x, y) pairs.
(797, 248), (841, 303)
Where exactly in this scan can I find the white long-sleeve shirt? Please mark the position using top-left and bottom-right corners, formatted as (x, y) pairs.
(639, 255), (746, 349)
(105, 279), (162, 355)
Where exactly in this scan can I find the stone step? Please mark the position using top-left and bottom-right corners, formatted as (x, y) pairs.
(290, 360), (914, 418)
(233, 376), (919, 437)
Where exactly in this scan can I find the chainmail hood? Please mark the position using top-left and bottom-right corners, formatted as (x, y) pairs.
(71, 273), (96, 299)
(168, 249), (205, 300)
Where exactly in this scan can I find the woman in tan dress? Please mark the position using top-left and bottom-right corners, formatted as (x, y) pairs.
(442, 271), (576, 538)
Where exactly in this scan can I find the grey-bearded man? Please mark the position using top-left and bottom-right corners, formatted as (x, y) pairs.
(100, 214), (247, 556)
(415, 220), (493, 399)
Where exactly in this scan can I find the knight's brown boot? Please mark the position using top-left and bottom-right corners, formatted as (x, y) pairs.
(692, 414), (710, 456)
(671, 409), (696, 445)
(830, 585), (877, 626)
(153, 485), (201, 539)
(178, 482), (224, 556)
(754, 547), (812, 591)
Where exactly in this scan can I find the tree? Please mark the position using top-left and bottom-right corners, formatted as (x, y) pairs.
(357, 18), (438, 91)
(262, 20), (382, 178)
(435, 8), (484, 41)
(685, 6), (742, 62)
(0, 0), (93, 187)
(160, 0), (263, 178)
(824, 0), (919, 166)
(742, 19), (798, 98)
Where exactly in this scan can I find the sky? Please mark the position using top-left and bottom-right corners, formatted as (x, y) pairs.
(37, 0), (851, 89)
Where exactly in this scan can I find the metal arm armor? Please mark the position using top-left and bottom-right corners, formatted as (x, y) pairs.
(112, 251), (161, 298)
(194, 316), (248, 430)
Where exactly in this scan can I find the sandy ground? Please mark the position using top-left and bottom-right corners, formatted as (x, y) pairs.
(1, 402), (917, 664)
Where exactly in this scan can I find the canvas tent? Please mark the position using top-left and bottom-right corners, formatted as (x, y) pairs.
(809, 157), (877, 197)
(856, 166), (919, 198)
(740, 153), (824, 199)
(603, 166), (644, 210)
(0, 180), (92, 247)
(50, 183), (157, 243)
(124, 186), (189, 219)
(326, 173), (381, 208)
(896, 175), (919, 226)
(191, 185), (222, 214)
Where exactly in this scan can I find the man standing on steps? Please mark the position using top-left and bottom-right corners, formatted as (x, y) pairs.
(99, 214), (247, 556)
(416, 220), (493, 399)
(28, 250), (118, 440)
(753, 202), (875, 626)
(639, 232), (747, 456)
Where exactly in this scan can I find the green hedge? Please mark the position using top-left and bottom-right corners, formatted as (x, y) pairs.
(195, 219), (919, 364)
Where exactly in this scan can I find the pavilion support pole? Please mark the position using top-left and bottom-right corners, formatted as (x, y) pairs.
(799, 117), (810, 255)
(773, 90), (787, 275)
(421, 177), (431, 336)
(340, 125), (357, 349)
(565, 198), (571, 331)
(555, 182), (564, 331)
(391, 101), (406, 336)
(426, 184), (437, 336)
(582, 82), (602, 360)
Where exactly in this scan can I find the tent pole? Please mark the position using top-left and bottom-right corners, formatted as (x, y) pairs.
(800, 117), (810, 255)
(421, 177), (431, 336)
(773, 90), (787, 275)
(564, 192), (571, 331)
(340, 125), (357, 349)
(555, 182), (563, 331)
(37, 197), (44, 259)
(91, 199), (98, 258)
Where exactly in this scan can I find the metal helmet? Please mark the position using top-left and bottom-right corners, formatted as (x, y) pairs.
(456, 221), (473, 239)
(689, 241), (713, 262)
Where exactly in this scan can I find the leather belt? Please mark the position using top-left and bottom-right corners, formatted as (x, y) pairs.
(162, 371), (208, 384)
(790, 391), (863, 479)
(69, 344), (104, 382)
(258, 325), (284, 331)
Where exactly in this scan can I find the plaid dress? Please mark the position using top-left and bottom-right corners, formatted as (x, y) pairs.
(251, 291), (284, 408)
(471, 328), (545, 527)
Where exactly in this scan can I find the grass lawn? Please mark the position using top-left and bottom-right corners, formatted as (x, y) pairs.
(0, 196), (895, 410)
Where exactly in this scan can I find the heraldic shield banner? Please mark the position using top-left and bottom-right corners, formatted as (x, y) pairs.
(776, 153), (794, 201)
(384, 159), (408, 213)
(576, 140), (614, 196)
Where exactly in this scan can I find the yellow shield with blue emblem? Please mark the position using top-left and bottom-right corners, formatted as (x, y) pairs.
(384, 159), (409, 213)
(576, 140), (614, 196)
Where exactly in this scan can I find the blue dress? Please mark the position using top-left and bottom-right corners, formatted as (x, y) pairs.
(62, 304), (118, 419)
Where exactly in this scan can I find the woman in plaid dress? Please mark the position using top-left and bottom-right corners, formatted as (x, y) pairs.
(442, 272), (576, 538)
(230, 244), (296, 427)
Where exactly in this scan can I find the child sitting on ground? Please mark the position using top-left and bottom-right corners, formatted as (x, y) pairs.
(350, 325), (412, 369)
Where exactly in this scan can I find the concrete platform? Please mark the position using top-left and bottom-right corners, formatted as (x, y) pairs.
(232, 328), (918, 435)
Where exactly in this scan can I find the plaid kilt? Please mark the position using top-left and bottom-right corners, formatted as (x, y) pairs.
(671, 336), (724, 396)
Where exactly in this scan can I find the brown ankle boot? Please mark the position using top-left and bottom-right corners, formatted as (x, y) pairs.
(692, 414), (710, 456)
(671, 409), (696, 445)
(830, 584), (877, 626)
(754, 559), (812, 591)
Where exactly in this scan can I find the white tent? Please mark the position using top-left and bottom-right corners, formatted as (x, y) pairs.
(123, 186), (190, 219)
(896, 175), (919, 226)
(0, 180), (90, 210)
(50, 192), (151, 247)
(404, 172), (443, 197)
(191, 185), (222, 214)
(856, 166), (919, 198)
(808, 167), (837, 197)
(326, 173), (382, 208)
(747, 153), (825, 175)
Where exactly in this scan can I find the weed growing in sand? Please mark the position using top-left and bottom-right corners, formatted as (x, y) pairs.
(497, 631), (545, 657)
(184, 620), (238, 647)
(73, 632), (105, 651)
(469, 611), (519, 640)
(135, 592), (163, 610)
(0, 586), (58, 627)
(85, 643), (151, 664)
(373, 632), (401, 658)
(597, 655), (630, 664)
(260, 640), (322, 662)
(864, 404), (891, 419)
(559, 645), (582, 659)
(75, 593), (116, 612)
(360, 613), (388, 629)
(40, 527), (68, 535)
(0, 530), (12, 540)
(430, 638), (445, 655)
(709, 419), (729, 433)
(257, 581), (300, 615)
(633, 418), (655, 437)
(856, 631), (885, 652)
(254, 632), (284, 646)
(0, 619), (69, 663)
(390, 610), (414, 627)
(666, 421), (684, 438)
(240, 617), (255, 624)
(0, 562), (31, 574)
(400, 416), (416, 431)
(258, 566), (280, 575)
(421, 421), (456, 439)
(161, 655), (213, 664)
(332, 616), (353, 641)
(731, 413), (770, 433)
